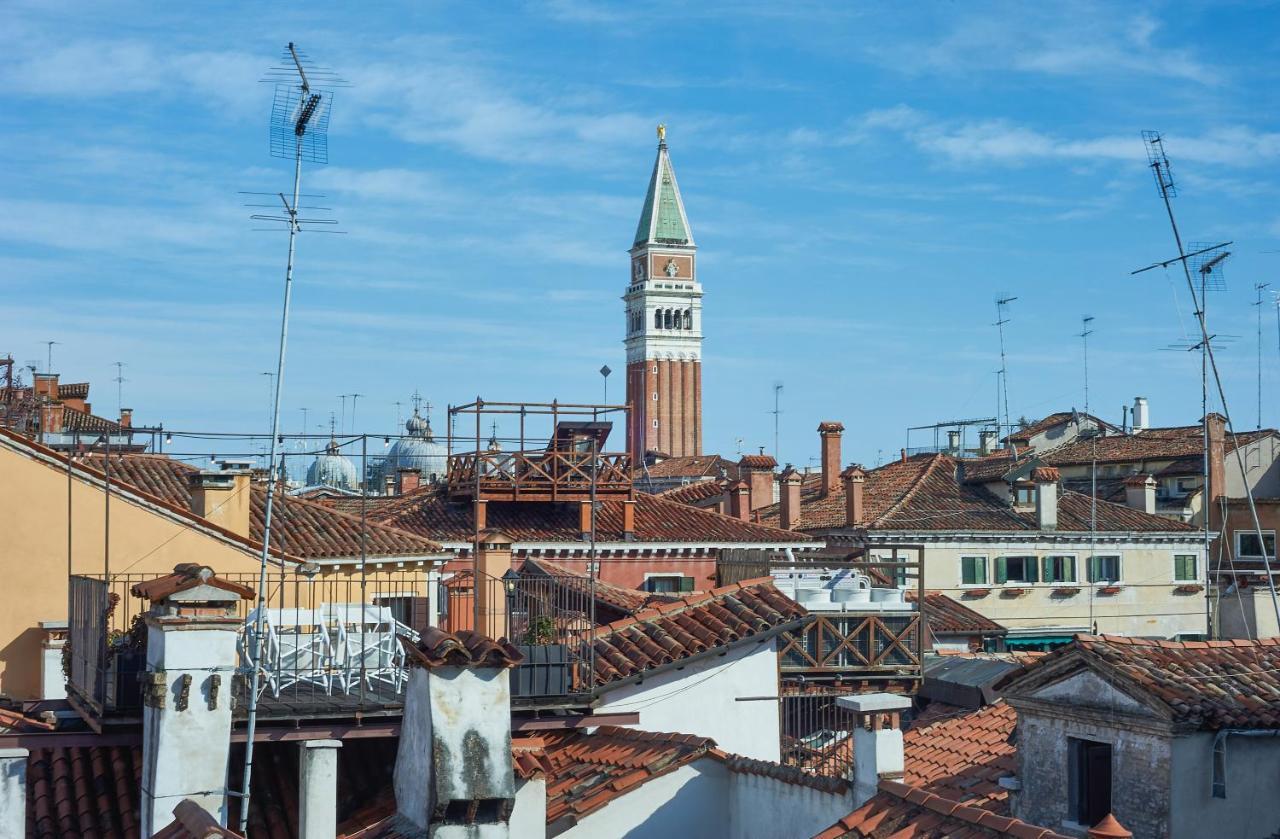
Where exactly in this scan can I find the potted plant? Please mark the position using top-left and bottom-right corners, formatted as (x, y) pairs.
(107, 613), (148, 711)
(1000, 587), (1027, 598)
(514, 616), (569, 698)
(1098, 585), (1123, 595)
(962, 588), (991, 599)
(1174, 584), (1204, 595)
(1052, 587), (1081, 597)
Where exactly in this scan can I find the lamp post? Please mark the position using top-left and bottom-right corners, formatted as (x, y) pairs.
(502, 568), (521, 640)
(600, 365), (612, 404)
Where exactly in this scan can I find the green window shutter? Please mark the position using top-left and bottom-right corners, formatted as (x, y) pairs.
(1042, 557), (1052, 582)
(1064, 556), (1076, 583)
(1026, 558), (1039, 583)
(680, 576), (695, 593)
(1088, 556), (1098, 583)
(995, 556), (1008, 584)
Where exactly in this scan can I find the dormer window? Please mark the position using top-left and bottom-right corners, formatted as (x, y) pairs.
(1013, 482), (1036, 507)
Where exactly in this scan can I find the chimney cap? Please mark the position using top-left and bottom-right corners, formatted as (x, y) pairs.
(130, 563), (256, 602)
(1031, 466), (1060, 483)
(780, 464), (803, 482)
(477, 527), (514, 547)
(738, 453), (778, 470)
(1087, 813), (1133, 839)
(841, 465), (868, 482)
(817, 421), (845, 434)
(1123, 474), (1156, 487)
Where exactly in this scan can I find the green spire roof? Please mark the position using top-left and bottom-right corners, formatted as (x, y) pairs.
(634, 140), (693, 247)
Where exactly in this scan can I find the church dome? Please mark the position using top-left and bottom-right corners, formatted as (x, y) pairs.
(383, 410), (448, 484)
(306, 440), (359, 490)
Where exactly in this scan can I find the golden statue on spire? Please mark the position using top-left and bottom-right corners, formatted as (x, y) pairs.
(657, 123), (666, 142)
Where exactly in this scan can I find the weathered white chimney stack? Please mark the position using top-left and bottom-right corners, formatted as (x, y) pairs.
(1032, 466), (1059, 531)
(0, 748), (28, 839)
(979, 430), (997, 455)
(1132, 396), (1149, 433)
(395, 628), (524, 837)
(837, 693), (911, 807)
(947, 429), (961, 453)
(1124, 474), (1157, 515)
(134, 564), (255, 836)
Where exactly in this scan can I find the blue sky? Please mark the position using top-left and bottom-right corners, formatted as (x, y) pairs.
(3, 1), (1280, 470)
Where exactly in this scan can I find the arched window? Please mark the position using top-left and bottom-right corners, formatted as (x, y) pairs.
(684, 309), (692, 329)
(654, 309), (662, 329)
(664, 309), (673, 329)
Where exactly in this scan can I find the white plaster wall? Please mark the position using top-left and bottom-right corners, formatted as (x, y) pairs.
(427, 667), (515, 803)
(595, 641), (781, 761)
(1219, 587), (1280, 640)
(140, 623), (238, 836)
(511, 777), (546, 839)
(725, 768), (852, 839)
(1170, 732), (1280, 839)
(558, 762), (729, 839)
(40, 642), (65, 700)
(394, 669), (435, 830)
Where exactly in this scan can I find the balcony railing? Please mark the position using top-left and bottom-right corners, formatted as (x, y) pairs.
(445, 449), (633, 501)
(67, 569), (434, 722)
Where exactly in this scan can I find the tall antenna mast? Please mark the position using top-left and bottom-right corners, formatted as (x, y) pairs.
(1080, 316), (1097, 631)
(44, 341), (59, 374)
(1256, 283), (1270, 430)
(772, 382), (784, 465)
(1136, 130), (1278, 637)
(240, 42), (344, 832)
(994, 296), (1016, 440)
(350, 392), (363, 434)
(113, 361), (127, 416)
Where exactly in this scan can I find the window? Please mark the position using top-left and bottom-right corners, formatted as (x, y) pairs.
(1069, 738), (1112, 826)
(960, 556), (988, 585)
(664, 309), (673, 329)
(995, 556), (1038, 584)
(1089, 555), (1122, 583)
(652, 419), (659, 428)
(1013, 484), (1036, 506)
(684, 309), (692, 329)
(1237, 531), (1277, 559)
(1042, 555), (1077, 583)
(652, 392), (658, 401)
(1174, 554), (1198, 582)
(644, 575), (694, 593)
(654, 310), (662, 329)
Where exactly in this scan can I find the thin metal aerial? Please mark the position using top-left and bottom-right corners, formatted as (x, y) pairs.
(1137, 130), (1279, 635)
(1080, 316), (1097, 631)
(239, 41), (343, 833)
(1255, 283), (1270, 430)
(994, 296), (1016, 443)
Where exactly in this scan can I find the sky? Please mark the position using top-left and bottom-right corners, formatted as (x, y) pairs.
(3, 0), (1280, 472)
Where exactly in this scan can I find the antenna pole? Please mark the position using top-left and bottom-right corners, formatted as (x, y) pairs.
(1081, 317), (1096, 631)
(995, 298), (1016, 440)
(772, 383), (783, 466)
(1256, 283), (1270, 430)
(240, 69), (308, 832)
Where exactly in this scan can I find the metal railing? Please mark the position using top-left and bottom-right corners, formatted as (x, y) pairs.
(67, 569), (433, 719)
(445, 449), (632, 501)
(441, 569), (595, 701)
(780, 690), (856, 778)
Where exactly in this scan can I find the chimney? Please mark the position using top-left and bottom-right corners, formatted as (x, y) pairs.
(1207, 413), (1227, 511)
(947, 429), (961, 453)
(475, 529), (514, 639)
(622, 499), (636, 541)
(298, 740), (343, 839)
(841, 466), (867, 528)
(395, 629), (523, 836)
(818, 422), (844, 495)
(38, 401), (64, 437)
(1032, 466), (1059, 531)
(0, 747), (28, 839)
(1132, 396), (1149, 432)
(397, 467), (422, 495)
(119, 408), (133, 428)
(728, 480), (751, 521)
(900, 448), (907, 464)
(578, 499), (594, 541)
(135, 565), (255, 835)
(32, 372), (58, 400)
(979, 430), (997, 455)
(780, 466), (802, 530)
(1124, 474), (1156, 515)
(1088, 813), (1134, 839)
(474, 498), (488, 532)
(737, 453), (778, 511)
(837, 693), (911, 807)
(189, 465), (252, 539)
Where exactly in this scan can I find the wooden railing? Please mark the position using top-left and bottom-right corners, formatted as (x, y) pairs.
(446, 449), (632, 501)
(779, 613), (922, 680)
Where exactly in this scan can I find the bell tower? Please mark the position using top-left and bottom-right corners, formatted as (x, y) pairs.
(624, 125), (703, 460)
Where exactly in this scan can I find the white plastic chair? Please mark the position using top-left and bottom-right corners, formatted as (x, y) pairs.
(242, 607), (334, 698)
(323, 603), (417, 694)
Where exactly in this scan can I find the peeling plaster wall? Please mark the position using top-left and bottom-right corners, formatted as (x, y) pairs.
(594, 640), (781, 761)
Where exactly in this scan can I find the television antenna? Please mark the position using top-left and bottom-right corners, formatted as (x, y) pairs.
(1134, 130), (1277, 635)
(350, 393), (363, 433)
(240, 42), (345, 833)
(1255, 283), (1271, 429)
(771, 382), (783, 465)
(44, 341), (59, 374)
(113, 362), (127, 416)
(994, 296), (1016, 444)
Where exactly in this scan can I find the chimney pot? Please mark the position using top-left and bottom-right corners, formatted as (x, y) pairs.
(622, 498), (636, 540)
(188, 469), (251, 539)
(1132, 396), (1149, 432)
(837, 692), (911, 807)
(1088, 813), (1134, 839)
(38, 401), (64, 437)
(1031, 467), (1059, 531)
(737, 453), (778, 511)
(728, 480), (751, 521)
(900, 448), (907, 464)
(818, 421), (845, 495)
(397, 467), (421, 495)
(118, 408), (133, 428)
(1124, 474), (1157, 515)
(841, 465), (867, 528)
(780, 466), (803, 529)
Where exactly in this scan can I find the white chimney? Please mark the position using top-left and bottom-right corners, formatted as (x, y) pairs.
(395, 628), (523, 836)
(299, 740), (342, 839)
(1032, 467), (1059, 531)
(1132, 396), (1149, 433)
(947, 430), (961, 452)
(979, 430), (997, 455)
(136, 565), (254, 836)
(1124, 474), (1157, 515)
(0, 748), (28, 839)
(838, 693), (911, 807)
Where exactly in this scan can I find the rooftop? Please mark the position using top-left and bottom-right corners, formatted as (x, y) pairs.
(1039, 424), (1276, 468)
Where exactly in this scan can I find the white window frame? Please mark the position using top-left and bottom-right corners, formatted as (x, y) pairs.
(1173, 553), (1199, 583)
(1089, 553), (1123, 584)
(998, 555), (1039, 585)
(1236, 530), (1277, 560)
(1043, 554), (1078, 584)
(959, 555), (988, 587)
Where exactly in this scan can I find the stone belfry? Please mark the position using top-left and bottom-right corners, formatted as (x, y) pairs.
(624, 125), (703, 460)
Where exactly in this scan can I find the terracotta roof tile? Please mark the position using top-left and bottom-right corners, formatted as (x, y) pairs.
(910, 591), (1005, 635)
(642, 454), (735, 480)
(653, 479), (728, 505)
(1003, 634), (1280, 729)
(520, 557), (675, 616)
(0, 707), (56, 732)
(708, 748), (849, 795)
(587, 578), (809, 687)
(399, 628), (523, 669)
(1040, 425), (1277, 467)
(152, 800), (242, 838)
(903, 702), (1018, 812)
(371, 487), (810, 545)
(83, 453), (444, 560)
(130, 564), (257, 602)
(738, 454), (777, 469)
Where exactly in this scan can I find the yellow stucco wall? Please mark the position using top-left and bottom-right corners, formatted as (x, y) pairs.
(0, 445), (264, 699)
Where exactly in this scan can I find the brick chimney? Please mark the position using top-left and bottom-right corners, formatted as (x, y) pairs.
(1032, 466), (1060, 531)
(622, 499), (636, 541)
(119, 408), (133, 428)
(397, 467), (421, 495)
(188, 464), (252, 539)
(841, 465), (867, 528)
(38, 401), (64, 437)
(475, 529), (514, 639)
(780, 466), (803, 530)
(395, 629), (523, 836)
(737, 453), (778, 511)
(133, 565), (255, 835)
(728, 480), (751, 521)
(818, 422), (844, 495)
(1124, 474), (1156, 515)
(1207, 413), (1227, 509)
(32, 372), (58, 400)
(837, 693), (911, 807)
